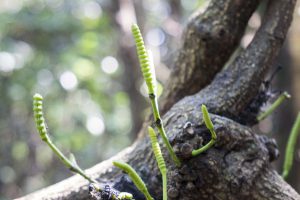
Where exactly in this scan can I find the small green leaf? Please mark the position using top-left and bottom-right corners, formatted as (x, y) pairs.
(69, 153), (79, 168)
(202, 104), (214, 131)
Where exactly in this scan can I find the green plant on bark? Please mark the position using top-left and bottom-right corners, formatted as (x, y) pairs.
(192, 104), (217, 156)
(33, 93), (134, 200)
(31, 24), (223, 200)
(131, 23), (181, 167)
(113, 161), (154, 200)
(148, 126), (168, 200)
(33, 93), (97, 183)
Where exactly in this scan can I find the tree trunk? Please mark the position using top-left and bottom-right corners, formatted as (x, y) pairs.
(16, 0), (300, 199)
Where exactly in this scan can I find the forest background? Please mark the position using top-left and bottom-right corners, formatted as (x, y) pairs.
(0, 0), (300, 199)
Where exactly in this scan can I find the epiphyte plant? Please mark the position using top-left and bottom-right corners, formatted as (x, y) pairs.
(33, 93), (96, 183)
(33, 93), (134, 200)
(111, 128), (169, 200)
(148, 126), (168, 200)
(131, 23), (181, 167)
(113, 161), (154, 200)
(131, 24), (156, 95)
(282, 112), (300, 179)
(32, 24), (221, 200)
(192, 104), (217, 156)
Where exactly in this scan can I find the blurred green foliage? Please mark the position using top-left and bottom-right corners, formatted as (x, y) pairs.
(0, 0), (204, 199)
(0, 1), (128, 199)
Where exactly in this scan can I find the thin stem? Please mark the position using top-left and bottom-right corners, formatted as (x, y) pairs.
(192, 138), (216, 156)
(149, 94), (161, 121)
(34, 94), (135, 200)
(282, 112), (300, 179)
(192, 104), (217, 156)
(150, 95), (181, 167)
(46, 137), (96, 183)
(132, 24), (181, 167)
(257, 92), (291, 121)
(162, 173), (167, 200)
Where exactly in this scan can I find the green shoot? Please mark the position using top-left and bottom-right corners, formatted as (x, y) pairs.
(33, 93), (97, 184)
(131, 23), (181, 167)
(113, 161), (154, 200)
(282, 112), (300, 179)
(192, 104), (217, 156)
(148, 127), (167, 200)
(257, 92), (291, 121)
(34, 94), (135, 199)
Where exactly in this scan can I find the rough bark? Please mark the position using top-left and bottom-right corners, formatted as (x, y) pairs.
(17, 0), (299, 199)
(181, 0), (296, 125)
(160, 0), (261, 113)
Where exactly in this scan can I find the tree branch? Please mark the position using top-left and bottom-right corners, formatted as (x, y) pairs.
(181, 0), (296, 124)
(15, 146), (136, 200)
(253, 169), (300, 200)
(160, 0), (260, 113)
(17, 113), (300, 200)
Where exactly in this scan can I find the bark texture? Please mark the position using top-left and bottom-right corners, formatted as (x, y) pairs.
(17, 0), (299, 199)
(160, 0), (261, 113)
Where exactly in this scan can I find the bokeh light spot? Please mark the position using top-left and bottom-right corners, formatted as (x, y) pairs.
(83, 1), (102, 19)
(59, 71), (78, 91)
(101, 56), (119, 74)
(146, 28), (165, 47)
(0, 51), (16, 73)
(86, 116), (105, 136)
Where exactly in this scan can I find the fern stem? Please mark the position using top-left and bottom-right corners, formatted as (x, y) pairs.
(33, 94), (97, 184)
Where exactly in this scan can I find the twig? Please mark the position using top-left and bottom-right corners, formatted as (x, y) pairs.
(33, 94), (97, 184)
